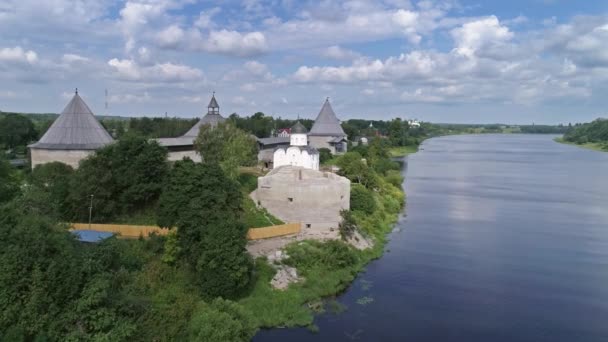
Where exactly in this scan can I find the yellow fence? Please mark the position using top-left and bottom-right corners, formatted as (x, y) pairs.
(246, 223), (301, 240)
(70, 223), (168, 238)
(69, 222), (301, 240)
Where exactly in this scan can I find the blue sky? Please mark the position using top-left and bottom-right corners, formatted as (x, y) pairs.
(1, 0), (607, 124)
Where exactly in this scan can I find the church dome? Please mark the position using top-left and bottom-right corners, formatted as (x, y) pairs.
(291, 121), (308, 134)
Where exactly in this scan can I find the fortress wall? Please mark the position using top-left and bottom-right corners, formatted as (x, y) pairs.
(30, 148), (94, 169)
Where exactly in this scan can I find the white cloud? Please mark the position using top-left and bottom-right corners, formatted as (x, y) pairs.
(107, 58), (204, 82)
(0, 46), (37, 64)
(392, 9), (421, 43)
(450, 16), (513, 58)
(194, 7), (221, 29)
(62, 53), (89, 63)
(323, 45), (361, 60)
(244, 60), (268, 75)
(109, 92), (152, 104)
(202, 30), (267, 57)
(156, 24), (185, 48)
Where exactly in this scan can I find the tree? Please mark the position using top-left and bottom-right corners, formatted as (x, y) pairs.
(0, 204), (84, 338)
(188, 298), (256, 342)
(30, 162), (74, 219)
(0, 156), (20, 204)
(335, 152), (378, 189)
(0, 201), (138, 340)
(67, 135), (169, 222)
(350, 184), (376, 214)
(157, 160), (252, 298)
(318, 148), (333, 164)
(0, 114), (37, 149)
(195, 121), (258, 179)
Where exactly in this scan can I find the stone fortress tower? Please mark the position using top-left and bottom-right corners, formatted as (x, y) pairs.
(29, 89), (114, 169)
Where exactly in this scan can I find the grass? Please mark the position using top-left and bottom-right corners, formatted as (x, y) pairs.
(554, 137), (608, 152)
(242, 196), (283, 228)
(388, 145), (419, 157)
(238, 171), (284, 228)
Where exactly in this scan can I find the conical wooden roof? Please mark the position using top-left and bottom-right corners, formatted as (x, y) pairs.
(309, 99), (346, 137)
(183, 94), (225, 137)
(30, 91), (113, 150)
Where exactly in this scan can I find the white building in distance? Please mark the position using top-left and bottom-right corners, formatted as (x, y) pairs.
(29, 90), (113, 169)
(273, 121), (319, 170)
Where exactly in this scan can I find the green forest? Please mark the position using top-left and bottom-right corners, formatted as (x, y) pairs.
(561, 119), (608, 150)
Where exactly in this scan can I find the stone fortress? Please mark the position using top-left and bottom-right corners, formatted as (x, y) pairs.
(29, 90), (114, 169)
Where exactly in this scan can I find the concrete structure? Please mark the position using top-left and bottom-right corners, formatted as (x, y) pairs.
(273, 121), (319, 170)
(252, 166), (350, 231)
(156, 93), (225, 162)
(308, 98), (348, 154)
(29, 90), (113, 168)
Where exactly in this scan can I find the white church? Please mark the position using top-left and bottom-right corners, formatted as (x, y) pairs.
(272, 121), (320, 171)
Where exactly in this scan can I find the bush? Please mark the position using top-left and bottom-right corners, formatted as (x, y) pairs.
(385, 170), (404, 188)
(189, 298), (257, 342)
(350, 184), (376, 214)
(339, 210), (357, 239)
(284, 240), (358, 271)
(318, 148), (332, 164)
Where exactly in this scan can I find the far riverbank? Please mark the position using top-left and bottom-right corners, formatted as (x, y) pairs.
(554, 136), (608, 152)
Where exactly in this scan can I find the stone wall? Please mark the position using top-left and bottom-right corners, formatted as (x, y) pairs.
(167, 150), (202, 162)
(30, 148), (94, 169)
(252, 166), (350, 231)
(308, 135), (335, 154)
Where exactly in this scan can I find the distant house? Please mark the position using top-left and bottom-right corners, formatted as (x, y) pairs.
(308, 99), (348, 154)
(408, 119), (421, 128)
(156, 93), (225, 162)
(277, 128), (291, 137)
(29, 90), (114, 169)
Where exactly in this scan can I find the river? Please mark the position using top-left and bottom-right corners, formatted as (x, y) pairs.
(253, 134), (608, 342)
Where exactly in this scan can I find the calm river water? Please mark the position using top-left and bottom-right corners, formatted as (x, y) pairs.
(254, 134), (608, 342)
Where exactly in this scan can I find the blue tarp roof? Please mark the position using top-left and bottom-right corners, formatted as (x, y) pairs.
(71, 230), (114, 243)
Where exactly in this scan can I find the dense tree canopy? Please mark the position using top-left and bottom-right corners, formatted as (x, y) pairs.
(30, 162), (74, 219)
(67, 135), (169, 222)
(195, 121), (258, 179)
(158, 159), (252, 298)
(0, 156), (20, 204)
(563, 119), (608, 144)
(0, 114), (37, 149)
(0, 203), (137, 341)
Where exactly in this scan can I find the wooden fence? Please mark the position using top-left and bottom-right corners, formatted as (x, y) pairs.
(69, 222), (301, 240)
(246, 223), (301, 240)
(70, 223), (168, 238)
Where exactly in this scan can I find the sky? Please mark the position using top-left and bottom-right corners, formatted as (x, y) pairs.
(1, 0), (607, 124)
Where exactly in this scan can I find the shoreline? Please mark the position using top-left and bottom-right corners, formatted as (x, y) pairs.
(554, 137), (608, 152)
(243, 151), (413, 333)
